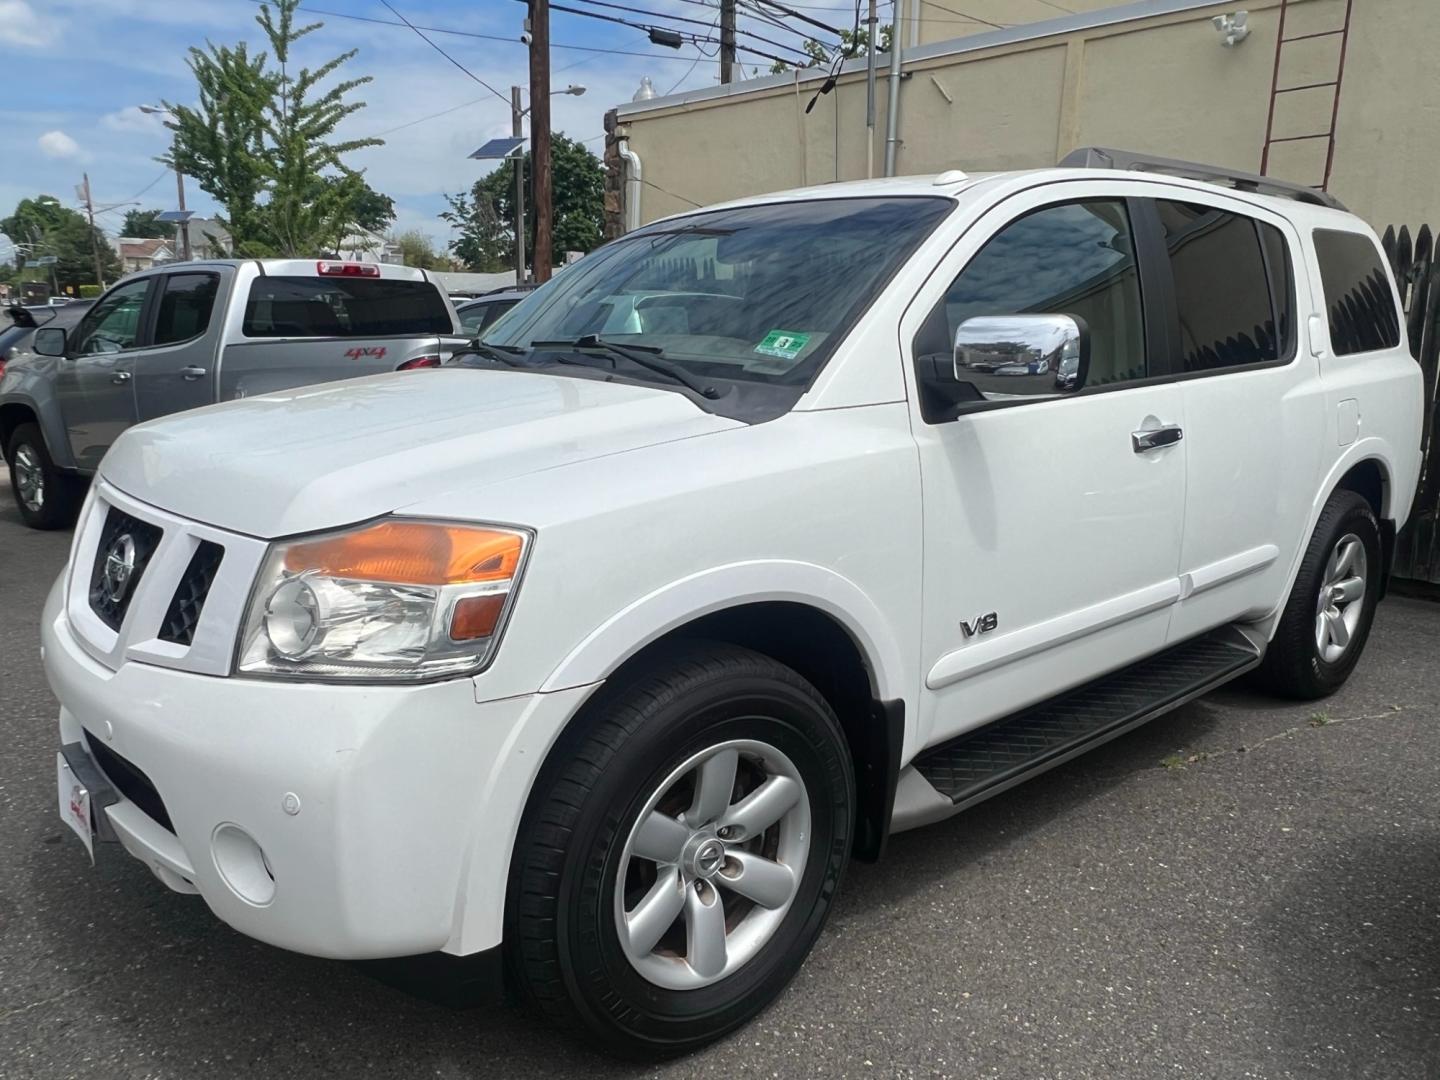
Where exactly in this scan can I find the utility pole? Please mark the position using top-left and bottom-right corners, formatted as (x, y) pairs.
(528, 0), (554, 282)
(174, 145), (192, 261)
(80, 173), (105, 290)
(511, 86), (527, 284)
(720, 0), (737, 84)
(865, 0), (877, 177)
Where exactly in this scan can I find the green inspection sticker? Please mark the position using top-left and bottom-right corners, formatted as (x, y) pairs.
(754, 329), (812, 361)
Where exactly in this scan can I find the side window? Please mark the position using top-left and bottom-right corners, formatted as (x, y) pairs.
(1157, 201), (1283, 372)
(153, 273), (220, 346)
(1313, 229), (1401, 356)
(918, 200), (1147, 399)
(70, 278), (151, 356)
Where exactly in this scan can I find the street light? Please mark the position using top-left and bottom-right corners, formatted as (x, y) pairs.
(467, 85), (586, 285)
(138, 104), (191, 260)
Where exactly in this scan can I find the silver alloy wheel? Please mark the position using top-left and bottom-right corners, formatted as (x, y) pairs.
(12, 444), (44, 513)
(1315, 532), (1367, 663)
(614, 738), (810, 990)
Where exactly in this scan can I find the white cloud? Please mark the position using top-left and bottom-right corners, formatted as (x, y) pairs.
(0, 0), (58, 47)
(38, 130), (84, 160)
(102, 106), (167, 135)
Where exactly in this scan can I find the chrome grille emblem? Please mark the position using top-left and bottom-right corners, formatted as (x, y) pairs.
(101, 534), (138, 604)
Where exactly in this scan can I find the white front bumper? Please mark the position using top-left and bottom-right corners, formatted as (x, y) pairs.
(43, 578), (594, 960)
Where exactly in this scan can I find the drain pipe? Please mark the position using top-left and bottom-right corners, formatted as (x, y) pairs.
(617, 136), (643, 233)
(883, 0), (905, 176)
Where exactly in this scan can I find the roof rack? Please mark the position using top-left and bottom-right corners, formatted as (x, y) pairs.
(1059, 146), (1347, 211)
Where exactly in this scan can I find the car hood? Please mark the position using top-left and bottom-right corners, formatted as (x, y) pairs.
(100, 369), (742, 537)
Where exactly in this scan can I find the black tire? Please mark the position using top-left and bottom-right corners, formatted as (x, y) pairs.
(1256, 489), (1382, 699)
(6, 423), (84, 530)
(505, 641), (854, 1059)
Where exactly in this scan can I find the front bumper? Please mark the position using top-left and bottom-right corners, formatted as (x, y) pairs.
(43, 578), (595, 961)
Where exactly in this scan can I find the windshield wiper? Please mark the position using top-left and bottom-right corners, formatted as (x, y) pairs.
(531, 335), (720, 400)
(458, 341), (529, 367)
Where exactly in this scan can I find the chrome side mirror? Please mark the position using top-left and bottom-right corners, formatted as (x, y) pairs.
(954, 314), (1090, 398)
(33, 326), (67, 358)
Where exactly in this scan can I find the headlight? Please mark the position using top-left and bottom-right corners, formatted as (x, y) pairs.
(236, 518), (531, 681)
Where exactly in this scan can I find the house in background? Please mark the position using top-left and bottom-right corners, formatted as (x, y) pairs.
(114, 237), (173, 273)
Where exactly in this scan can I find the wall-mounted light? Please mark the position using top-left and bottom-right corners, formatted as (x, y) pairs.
(1212, 11), (1250, 47)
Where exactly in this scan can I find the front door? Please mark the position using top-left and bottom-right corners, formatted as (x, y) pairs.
(904, 191), (1188, 749)
(54, 277), (154, 471)
(133, 270), (224, 422)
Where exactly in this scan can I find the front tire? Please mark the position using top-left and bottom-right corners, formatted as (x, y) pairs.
(6, 423), (84, 530)
(506, 642), (854, 1059)
(1257, 489), (1382, 699)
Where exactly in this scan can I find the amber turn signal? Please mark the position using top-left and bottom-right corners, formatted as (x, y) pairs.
(449, 594), (506, 640)
(283, 521), (524, 585)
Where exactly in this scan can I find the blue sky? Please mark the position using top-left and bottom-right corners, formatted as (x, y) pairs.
(0, 0), (808, 253)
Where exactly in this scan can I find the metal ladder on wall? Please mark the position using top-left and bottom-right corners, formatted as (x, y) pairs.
(1259, 0), (1356, 193)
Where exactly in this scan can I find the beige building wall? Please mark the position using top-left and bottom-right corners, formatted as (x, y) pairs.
(614, 0), (1439, 231)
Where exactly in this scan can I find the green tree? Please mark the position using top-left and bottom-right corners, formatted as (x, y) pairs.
(1, 196), (119, 290)
(440, 134), (604, 273)
(165, 0), (382, 256)
(389, 229), (450, 270)
(121, 208), (171, 238)
(770, 24), (893, 73)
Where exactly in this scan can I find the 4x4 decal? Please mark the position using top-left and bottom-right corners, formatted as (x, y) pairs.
(345, 346), (387, 361)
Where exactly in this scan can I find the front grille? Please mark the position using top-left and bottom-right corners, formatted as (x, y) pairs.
(88, 507), (163, 631)
(85, 734), (174, 833)
(159, 541), (225, 646)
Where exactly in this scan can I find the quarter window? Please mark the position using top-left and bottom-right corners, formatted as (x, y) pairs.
(153, 273), (219, 346)
(1157, 201), (1284, 372)
(920, 200), (1147, 398)
(70, 278), (150, 356)
(1313, 229), (1401, 356)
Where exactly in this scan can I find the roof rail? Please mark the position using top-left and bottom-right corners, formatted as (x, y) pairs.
(1059, 146), (1347, 211)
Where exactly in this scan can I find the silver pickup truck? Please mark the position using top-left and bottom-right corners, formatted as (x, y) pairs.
(0, 259), (466, 528)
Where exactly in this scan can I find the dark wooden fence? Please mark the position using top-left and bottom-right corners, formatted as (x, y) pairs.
(1381, 224), (1440, 583)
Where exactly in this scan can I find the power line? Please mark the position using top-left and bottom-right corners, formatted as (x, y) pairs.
(561, 0), (812, 57)
(747, 0), (844, 37)
(915, 0), (1008, 30)
(547, 1), (799, 67)
(362, 94), (493, 140)
(377, 0), (511, 107)
(234, 0), (711, 64)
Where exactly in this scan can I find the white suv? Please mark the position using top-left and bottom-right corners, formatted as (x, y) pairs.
(46, 149), (1421, 1057)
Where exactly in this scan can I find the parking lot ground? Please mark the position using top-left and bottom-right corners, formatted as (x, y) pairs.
(1, 481), (1438, 1080)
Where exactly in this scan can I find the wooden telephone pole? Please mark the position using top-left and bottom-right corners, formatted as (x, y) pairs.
(720, 0), (736, 83)
(528, 0), (554, 282)
(80, 173), (106, 289)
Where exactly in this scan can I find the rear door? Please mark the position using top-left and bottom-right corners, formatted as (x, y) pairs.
(133, 269), (228, 422)
(218, 267), (458, 398)
(1144, 195), (1325, 642)
(54, 276), (155, 470)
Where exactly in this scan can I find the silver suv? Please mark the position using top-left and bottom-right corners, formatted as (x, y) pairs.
(0, 259), (464, 528)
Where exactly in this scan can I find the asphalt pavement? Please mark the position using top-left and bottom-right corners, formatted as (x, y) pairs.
(1, 480), (1438, 1079)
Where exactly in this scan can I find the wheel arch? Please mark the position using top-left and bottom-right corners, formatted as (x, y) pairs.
(1262, 441), (1402, 639)
(0, 392), (77, 471)
(536, 564), (916, 862)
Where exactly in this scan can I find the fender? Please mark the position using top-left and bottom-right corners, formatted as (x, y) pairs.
(0, 379), (79, 471)
(540, 558), (913, 708)
(1256, 437), (1404, 638)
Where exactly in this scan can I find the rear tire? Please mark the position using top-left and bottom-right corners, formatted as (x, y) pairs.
(6, 423), (84, 530)
(1257, 489), (1381, 699)
(505, 642), (853, 1059)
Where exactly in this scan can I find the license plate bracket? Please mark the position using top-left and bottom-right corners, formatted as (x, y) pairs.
(57, 752), (96, 863)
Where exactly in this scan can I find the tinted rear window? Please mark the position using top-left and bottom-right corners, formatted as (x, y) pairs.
(1157, 200), (1283, 371)
(242, 277), (452, 338)
(1313, 229), (1401, 356)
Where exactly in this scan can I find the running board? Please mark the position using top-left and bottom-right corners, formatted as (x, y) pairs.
(891, 628), (1263, 832)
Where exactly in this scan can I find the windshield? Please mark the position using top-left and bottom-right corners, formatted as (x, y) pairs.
(484, 196), (953, 387)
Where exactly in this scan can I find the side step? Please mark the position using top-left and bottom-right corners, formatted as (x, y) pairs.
(897, 628), (1262, 828)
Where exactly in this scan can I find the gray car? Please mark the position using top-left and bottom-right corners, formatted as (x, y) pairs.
(0, 259), (466, 529)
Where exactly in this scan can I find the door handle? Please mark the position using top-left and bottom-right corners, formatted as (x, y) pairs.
(1132, 424), (1183, 453)
(111, 371), (132, 385)
(181, 366), (207, 381)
